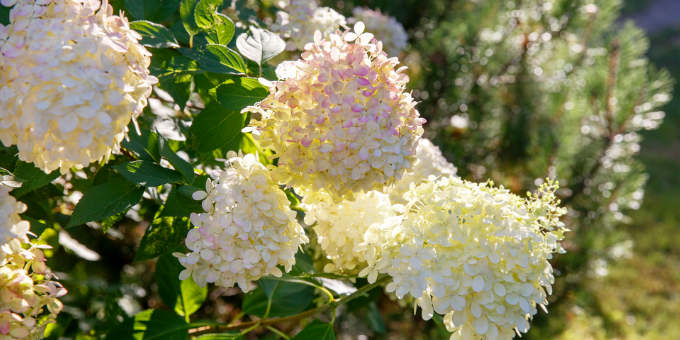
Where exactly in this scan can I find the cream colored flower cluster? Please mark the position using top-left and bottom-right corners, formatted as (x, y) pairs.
(175, 154), (308, 292)
(359, 177), (566, 340)
(389, 138), (457, 203)
(349, 7), (408, 56)
(0, 0), (156, 173)
(0, 186), (30, 250)
(272, 0), (346, 51)
(302, 189), (404, 274)
(303, 138), (454, 273)
(248, 23), (425, 199)
(1, 187), (66, 339)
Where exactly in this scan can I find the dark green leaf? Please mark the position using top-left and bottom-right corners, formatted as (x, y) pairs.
(180, 0), (200, 37)
(196, 334), (243, 340)
(122, 128), (161, 162)
(150, 49), (200, 79)
(124, 0), (179, 22)
(206, 45), (247, 74)
(114, 160), (184, 187)
(215, 77), (268, 109)
(289, 251), (315, 276)
(190, 103), (246, 152)
(160, 186), (204, 217)
(67, 177), (144, 227)
(130, 21), (179, 48)
(12, 161), (59, 197)
(160, 73), (193, 109)
(235, 28), (285, 66)
(179, 47), (244, 75)
(293, 320), (336, 340)
(367, 301), (386, 334)
(159, 137), (195, 182)
(133, 309), (189, 340)
(155, 254), (208, 317)
(242, 277), (314, 317)
(136, 216), (191, 261)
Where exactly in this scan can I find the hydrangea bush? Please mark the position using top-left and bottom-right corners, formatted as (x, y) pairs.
(0, 0), (664, 339)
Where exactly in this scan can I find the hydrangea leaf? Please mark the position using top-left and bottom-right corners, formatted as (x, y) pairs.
(205, 45), (247, 74)
(130, 21), (179, 49)
(136, 216), (192, 261)
(189, 102), (246, 152)
(236, 27), (286, 66)
(215, 77), (269, 109)
(242, 278), (314, 317)
(11, 160), (59, 197)
(132, 309), (189, 340)
(67, 177), (144, 227)
(155, 254), (208, 318)
(114, 160), (184, 187)
(292, 320), (336, 340)
(159, 137), (195, 182)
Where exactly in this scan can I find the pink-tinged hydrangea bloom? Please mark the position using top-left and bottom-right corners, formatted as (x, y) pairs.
(1, 186), (67, 339)
(248, 23), (425, 199)
(175, 153), (308, 292)
(360, 178), (567, 340)
(349, 8), (408, 56)
(0, 0), (157, 173)
(271, 0), (346, 51)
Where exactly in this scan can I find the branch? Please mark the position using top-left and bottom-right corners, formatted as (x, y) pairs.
(188, 276), (390, 336)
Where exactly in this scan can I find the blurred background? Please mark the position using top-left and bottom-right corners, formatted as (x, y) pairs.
(30, 0), (678, 339)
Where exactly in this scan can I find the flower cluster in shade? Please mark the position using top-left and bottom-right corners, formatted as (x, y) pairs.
(175, 153), (308, 292)
(247, 23), (425, 199)
(359, 178), (567, 340)
(0, 0), (157, 173)
(1, 186), (67, 339)
(302, 138), (454, 273)
(349, 7), (408, 56)
(271, 0), (346, 51)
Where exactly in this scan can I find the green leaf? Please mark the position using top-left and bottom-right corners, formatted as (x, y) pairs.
(11, 161), (59, 197)
(136, 216), (192, 261)
(189, 102), (246, 152)
(159, 137), (195, 182)
(122, 128), (161, 162)
(179, 0), (200, 37)
(195, 334), (243, 340)
(133, 309), (189, 340)
(367, 301), (386, 334)
(67, 177), (144, 227)
(155, 254), (208, 317)
(205, 45), (247, 74)
(150, 49), (201, 79)
(160, 186), (204, 217)
(213, 13), (235, 45)
(242, 277), (314, 317)
(194, 0), (222, 29)
(125, 0), (179, 22)
(114, 160), (184, 187)
(293, 320), (336, 340)
(130, 21), (179, 48)
(235, 27), (286, 66)
(179, 47), (245, 75)
(159, 73), (193, 109)
(215, 77), (268, 109)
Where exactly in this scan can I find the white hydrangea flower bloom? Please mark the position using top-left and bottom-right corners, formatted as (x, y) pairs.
(349, 7), (408, 55)
(175, 153), (308, 292)
(0, 186), (67, 339)
(303, 138), (453, 273)
(360, 177), (567, 340)
(0, 186), (30, 251)
(389, 138), (456, 202)
(248, 23), (425, 199)
(0, 0), (157, 173)
(302, 189), (404, 273)
(272, 0), (346, 51)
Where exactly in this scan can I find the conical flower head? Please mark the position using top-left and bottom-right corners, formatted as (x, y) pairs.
(0, 0), (157, 173)
(249, 23), (425, 199)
